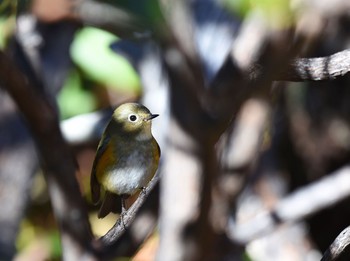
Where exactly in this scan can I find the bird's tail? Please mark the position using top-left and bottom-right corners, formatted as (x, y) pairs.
(98, 191), (120, 219)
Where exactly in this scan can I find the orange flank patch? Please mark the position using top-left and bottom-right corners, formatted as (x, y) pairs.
(95, 141), (116, 182)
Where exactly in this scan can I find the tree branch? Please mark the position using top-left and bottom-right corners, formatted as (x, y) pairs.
(322, 226), (350, 261)
(0, 91), (38, 260)
(228, 165), (350, 244)
(72, 0), (148, 39)
(0, 50), (97, 260)
(100, 173), (160, 244)
(96, 172), (159, 258)
(156, 2), (219, 259)
(277, 49), (350, 81)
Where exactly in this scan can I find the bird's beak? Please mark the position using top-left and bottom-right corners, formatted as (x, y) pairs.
(146, 114), (159, 121)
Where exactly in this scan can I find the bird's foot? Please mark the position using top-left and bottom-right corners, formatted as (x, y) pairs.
(119, 210), (128, 229)
(139, 186), (147, 196)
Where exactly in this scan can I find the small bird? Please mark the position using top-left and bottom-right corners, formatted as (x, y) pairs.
(90, 103), (160, 219)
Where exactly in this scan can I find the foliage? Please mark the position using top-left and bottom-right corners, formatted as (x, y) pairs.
(224, 0), (293, 28)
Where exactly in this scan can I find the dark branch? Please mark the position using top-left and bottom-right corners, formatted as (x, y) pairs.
(0, 50), (96, 259)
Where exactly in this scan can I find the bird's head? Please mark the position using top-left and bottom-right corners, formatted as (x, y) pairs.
(111, 103), (158, 139)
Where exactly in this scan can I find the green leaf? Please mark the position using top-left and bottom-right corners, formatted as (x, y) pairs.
(57, 69), (97, 119)
(224, 0), (294, 28)
(70, 27), (141, 93)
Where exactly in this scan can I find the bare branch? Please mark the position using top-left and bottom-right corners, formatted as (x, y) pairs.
(220, 98), (270, 171)
(230, 11), (270, 72)
(160, 0), (198, 64)
(0, 92), (38, 260)
(229, 165), (350, 244)
(156, 3), (220, 259)
(215, 98), (270, 236)
(277, 49), (350, 81)
(100, 173), (159, 244)
(322, 226), (350, 261)
(0, 50), (97, 260)
(95, 172), (159, 259)
(73, 0), (148, 39)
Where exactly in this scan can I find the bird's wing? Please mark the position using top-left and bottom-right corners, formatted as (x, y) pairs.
(157, 141), (161, 158)
(90, 132), (111, 204)
(153, 138), (161, 163)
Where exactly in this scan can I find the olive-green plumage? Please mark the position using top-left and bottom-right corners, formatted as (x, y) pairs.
(90, 103), (160, 218)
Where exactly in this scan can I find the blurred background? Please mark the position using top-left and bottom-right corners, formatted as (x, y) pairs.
(1, 0), (350, 260)
(1, 1), (144, 259)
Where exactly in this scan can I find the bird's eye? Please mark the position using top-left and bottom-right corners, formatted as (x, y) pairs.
(128, 114), (138, 122)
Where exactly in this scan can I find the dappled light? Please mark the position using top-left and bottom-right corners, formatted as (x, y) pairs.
(1, 0), (350, 261)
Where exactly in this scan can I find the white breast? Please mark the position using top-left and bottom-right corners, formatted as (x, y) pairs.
(103, 147), (156, 195)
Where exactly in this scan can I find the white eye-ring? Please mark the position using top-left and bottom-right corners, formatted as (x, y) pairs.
(128, 114), (138, 122)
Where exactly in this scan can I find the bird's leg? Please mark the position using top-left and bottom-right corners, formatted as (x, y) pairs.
(119, 194), (129, 228)
(121, 195), (127, 213)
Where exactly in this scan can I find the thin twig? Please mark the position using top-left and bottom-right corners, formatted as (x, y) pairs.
(100, 172), (160, 244)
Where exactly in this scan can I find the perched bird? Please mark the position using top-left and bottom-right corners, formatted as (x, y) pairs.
(90, 103), (160, 218)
